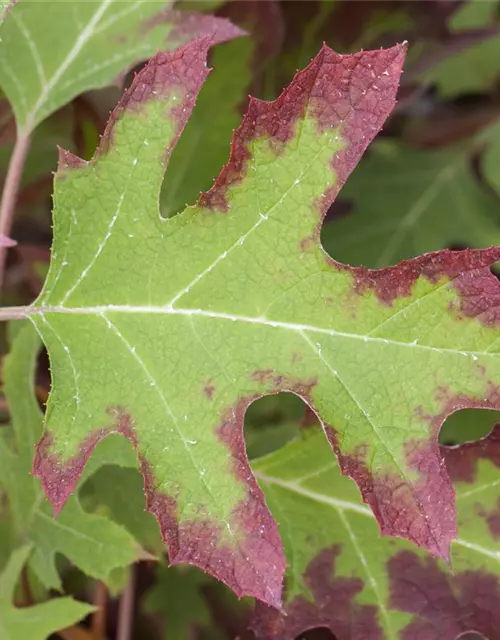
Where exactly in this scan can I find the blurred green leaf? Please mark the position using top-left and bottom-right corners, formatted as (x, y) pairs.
(0, 0), (241, 135)
(244, 393), (304, 459)
(177, 0), (226, 12)
(0, 103), (73, 188)
(0, 322), (139, 590)
(483, 118), (500, 195)
(0, 545), (94, 640)
(440, 407), (500, 445)
(322, 140), (500, 267)
(422, 0), (500, 96)
(81, 465), (162, 553)
(144, 563), (222, 640)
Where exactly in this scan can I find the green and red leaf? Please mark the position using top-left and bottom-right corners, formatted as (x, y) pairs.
(23, 37), (500, 609)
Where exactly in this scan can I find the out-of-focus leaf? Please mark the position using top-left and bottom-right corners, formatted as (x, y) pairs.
(0, 322), (139, 590)
(230, 0), (284, 62)
(439, 407), (500, 445)
(0, 545), (94, 640)
(81, 466), (162, 553)
(143, 563), (222, 640)
(322, 140), (500, 267)
(0, 105), (73, 188)
(244, 393), (304, 459)
(483, 118), (500, 195)
(0, 0), (243, 135)
(177, 0), (225, 12)
(421, 0), (500, 97)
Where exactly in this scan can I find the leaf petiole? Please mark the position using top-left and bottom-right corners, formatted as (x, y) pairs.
(0, 130), (31, 288)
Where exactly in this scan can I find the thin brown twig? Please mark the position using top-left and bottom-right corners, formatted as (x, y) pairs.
(92, 581), (108, 640)
(117, 565), (135, 640)
(0, 131), (31, 287)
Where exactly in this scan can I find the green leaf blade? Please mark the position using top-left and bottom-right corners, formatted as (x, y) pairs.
(323, 141), (500, 268)
(0, 0), (242, 133)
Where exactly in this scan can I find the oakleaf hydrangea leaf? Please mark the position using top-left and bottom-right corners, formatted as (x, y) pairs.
(27, 39), (408, 606)
(0, 322), (139, 590)
(0, 545), (95, 640)
(252, 425), (500, 639)
(0, 0), (242, 135)
(23, 37), (500, 606)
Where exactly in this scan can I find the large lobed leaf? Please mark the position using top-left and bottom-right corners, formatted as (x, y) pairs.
(22, 38), (500, 608)
(0, 0), (242, 135)
(252, 423), (500, 639)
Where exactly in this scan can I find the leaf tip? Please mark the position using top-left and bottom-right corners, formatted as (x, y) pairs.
(56, 146), (87, 174)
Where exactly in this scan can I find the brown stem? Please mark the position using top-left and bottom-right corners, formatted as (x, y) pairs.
(0, 131), (31, 288)
(92, 581), (108, 640)
(20, 565), (33, 605)
(117, 565), (135, 640)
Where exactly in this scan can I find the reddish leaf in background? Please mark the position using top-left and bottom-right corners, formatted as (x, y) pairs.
(252, 426), (500, 638)
(252, 546), (383, 640)
(389, 551), (500, 640)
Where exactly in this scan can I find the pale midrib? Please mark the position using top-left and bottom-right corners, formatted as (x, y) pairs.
(255, 472), (500, 561)
(23, 303), (492, 358)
